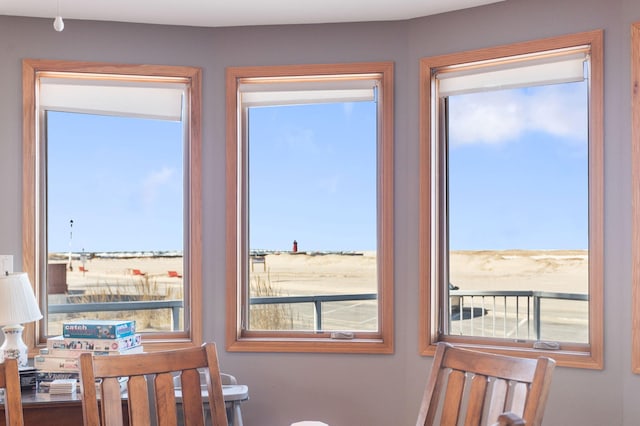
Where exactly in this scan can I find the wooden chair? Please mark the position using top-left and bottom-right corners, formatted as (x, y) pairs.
(0, 358), (24, 426)
(416, 343), (555, 426)
(79, 342), (228, 426)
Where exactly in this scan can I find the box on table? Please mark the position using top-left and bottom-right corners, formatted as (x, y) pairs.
(35, 372), (127, 394)
(47, 334), (142, 352)
(34, 355), (80, 372)
(36, 371), (80, 382)
(62, 319), (136, 339)
(43, 344), (144, 358)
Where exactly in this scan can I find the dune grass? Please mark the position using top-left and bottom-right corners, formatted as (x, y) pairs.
(249, 270), (298, 330)
(62, 275), (183, 331)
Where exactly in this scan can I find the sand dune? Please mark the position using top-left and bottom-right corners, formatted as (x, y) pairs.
(449, 250), (588, 293)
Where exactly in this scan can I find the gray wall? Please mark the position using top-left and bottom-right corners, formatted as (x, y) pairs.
(0, 0), (638, 423)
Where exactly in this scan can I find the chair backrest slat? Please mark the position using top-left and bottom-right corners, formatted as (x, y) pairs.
(440, 369), (465, 425)
(155, 372), (179, 426)
(126, 376), (150, 426)
(102, 377), (125, 426)
(0, 359), (24, 426)
(416, 343), (555, 426)
(463, 374), (488, 426)
(485, 378), (508, 422)
(180, 369), (205, 426)
(509, 381), (528, 415)
(80, 342), (228, 426)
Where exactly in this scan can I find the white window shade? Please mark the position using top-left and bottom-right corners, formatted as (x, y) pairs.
(239, 79), (377, 107)
(39, 79), (186, 121)
(437, 52), (588, 97)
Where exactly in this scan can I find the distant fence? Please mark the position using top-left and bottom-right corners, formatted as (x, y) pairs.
(249, 290), (587, 338)
(48, 290), (588, 339)
(449, 290), (588, 340)
(250, 293), (378, 331)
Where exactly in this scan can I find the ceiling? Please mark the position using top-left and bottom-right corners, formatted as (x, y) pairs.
(0, 0), (505, 28)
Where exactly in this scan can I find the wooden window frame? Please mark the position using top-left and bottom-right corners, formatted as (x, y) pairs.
(419, 31), (604, 369)
(225, 62), (394, 354)
(22, 59), (203, 353)
(631, 22), (640, 374)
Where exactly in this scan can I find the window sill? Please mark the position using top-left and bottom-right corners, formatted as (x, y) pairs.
(227, 336), (393, 354)
(422, 337), (602, 370)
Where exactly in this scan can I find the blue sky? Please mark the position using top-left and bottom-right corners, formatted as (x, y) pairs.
(248, 102), (377, 252)
(447, 82), (588, 250)
(47, 112), (184, 253)
(46, 79), (588, 253)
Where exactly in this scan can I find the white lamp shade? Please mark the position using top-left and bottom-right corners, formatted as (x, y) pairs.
(0, 273), (43, 326)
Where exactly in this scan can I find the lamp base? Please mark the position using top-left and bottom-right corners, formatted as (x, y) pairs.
(0, 324), (28, 368)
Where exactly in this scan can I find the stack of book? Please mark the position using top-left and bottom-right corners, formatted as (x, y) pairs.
(35, 319), (142, 393)
(47, 379), (77, 395)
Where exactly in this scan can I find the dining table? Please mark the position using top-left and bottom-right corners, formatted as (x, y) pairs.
(0, 383), (249, 426)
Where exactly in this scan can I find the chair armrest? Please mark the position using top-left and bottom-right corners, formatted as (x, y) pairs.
(494, 412), (526, 426)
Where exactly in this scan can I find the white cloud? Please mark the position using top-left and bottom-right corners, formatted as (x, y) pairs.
(141, 167), (175, 205)
(448, 84), (587, 146)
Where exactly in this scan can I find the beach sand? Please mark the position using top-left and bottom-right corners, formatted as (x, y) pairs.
(48, 250), (589, 342)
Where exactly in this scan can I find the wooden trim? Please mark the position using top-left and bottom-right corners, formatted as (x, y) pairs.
(587, 29), (605, 371)
(188, 66), (204, 348)
(225, 62), (394, 354)
(22, 59), (202, 353)
(632, 22), (640, 374)
(418, 56), (435, 358)
(419, 30), (604, 369)
(378, 61), (395, 355)
(421, 31), (602, 70)
(22, 60), (37, 352)
(225, 65), (242, 352)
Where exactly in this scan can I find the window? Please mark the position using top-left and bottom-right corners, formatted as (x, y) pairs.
(23, 59), (202, 351)
(226, 62), (394, 353)
(419, 31), (603, 369)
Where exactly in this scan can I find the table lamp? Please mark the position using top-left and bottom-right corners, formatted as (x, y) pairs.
(0, 272), (43, 368)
